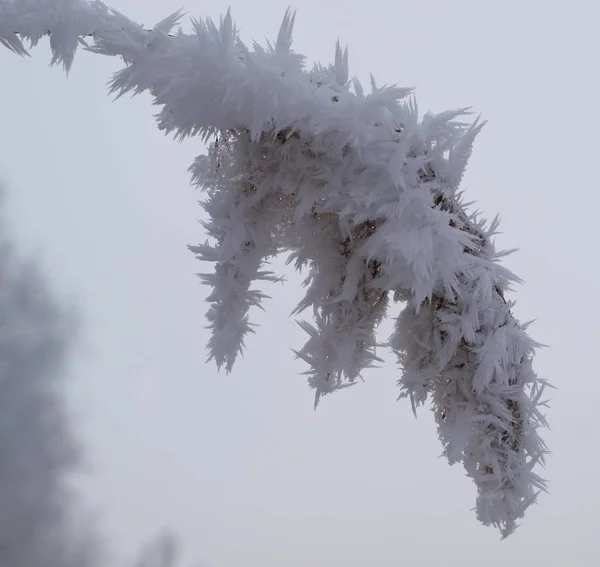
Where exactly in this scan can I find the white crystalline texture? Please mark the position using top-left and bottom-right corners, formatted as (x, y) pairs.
(1, 0), (552, 537)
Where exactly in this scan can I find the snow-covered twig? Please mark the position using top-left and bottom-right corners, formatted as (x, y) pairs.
(1, 0), (552, 537)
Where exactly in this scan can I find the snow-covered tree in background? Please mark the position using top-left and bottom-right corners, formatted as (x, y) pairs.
(0, 188), (100, 567)
(132, 531), (207, 567)
(134, 531), (178, 567)
(1, 0), (552, 538)
(0, 182), (200, 565)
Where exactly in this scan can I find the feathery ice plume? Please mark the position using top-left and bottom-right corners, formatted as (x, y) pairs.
(1, 0), (551, 536)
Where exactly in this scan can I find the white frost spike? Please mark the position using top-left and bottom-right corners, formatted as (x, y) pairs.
(333, 40), (349, 86)
(2, 0), (551, 538)
(447, 116), (486, 189)
(275, 8), (296, 53)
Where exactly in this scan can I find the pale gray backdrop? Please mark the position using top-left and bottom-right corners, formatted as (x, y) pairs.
(2, 0), (598, 565)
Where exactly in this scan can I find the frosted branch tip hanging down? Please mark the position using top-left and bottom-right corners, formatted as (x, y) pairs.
(0, 0), (552, 538)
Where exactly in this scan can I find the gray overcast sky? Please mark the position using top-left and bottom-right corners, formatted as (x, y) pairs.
(2, 0), (599, 565)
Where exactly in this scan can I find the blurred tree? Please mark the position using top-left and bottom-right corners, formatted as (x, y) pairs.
(0, 189), (100, 566)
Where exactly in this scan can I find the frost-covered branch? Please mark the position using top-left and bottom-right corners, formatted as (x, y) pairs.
(1, 0), (552, 537)
(188, 131), (282, 371)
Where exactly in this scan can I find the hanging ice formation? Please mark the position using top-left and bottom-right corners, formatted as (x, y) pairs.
(1, 0), (551, 537)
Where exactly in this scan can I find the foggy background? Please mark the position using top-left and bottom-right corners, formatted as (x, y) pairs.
(1, 0), (598, 565)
